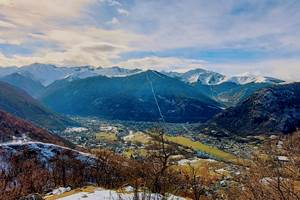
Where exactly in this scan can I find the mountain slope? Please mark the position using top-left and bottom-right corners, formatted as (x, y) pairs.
(0, 109), (72, 147)
(203, 82), (300, 136)
(193, 81), (274, 107)
(193, 82), (273, 107)
(0, 66), (18, 77)
(42, 70), (221, 123)
(18, 63), (69, 86)
(0, 81), (76, 130)
(215, 82), (273, 107)
(1, 73), (45, 98)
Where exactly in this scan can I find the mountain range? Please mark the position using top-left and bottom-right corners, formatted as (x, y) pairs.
(0, 63), (290, 124)
(163, 69), (284, 85)
(0, 63), (286, 107)
(0, 63), (142, 86)
(0, 63), (284, 86)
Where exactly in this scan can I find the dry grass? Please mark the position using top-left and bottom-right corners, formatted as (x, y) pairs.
(295, 181), (300, 192)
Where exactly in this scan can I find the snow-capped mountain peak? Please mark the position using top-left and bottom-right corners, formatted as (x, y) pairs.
(164, 68), (226, 85)
(228, 73), (284, 85)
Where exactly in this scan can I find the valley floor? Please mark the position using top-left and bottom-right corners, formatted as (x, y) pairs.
(63, 116), (254, 159)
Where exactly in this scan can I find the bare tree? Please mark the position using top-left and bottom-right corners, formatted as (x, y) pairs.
(143, 127), (181, 196)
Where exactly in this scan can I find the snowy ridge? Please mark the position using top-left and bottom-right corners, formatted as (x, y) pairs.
(0, 63), (284, 86)
(164, 68), (284, 85)
(0, 63), (142, 86)
(0, 141), (91, 157)
(0, 141), (94, 171)
(226, 72), (284, 85)
(164, 68), (227, 85)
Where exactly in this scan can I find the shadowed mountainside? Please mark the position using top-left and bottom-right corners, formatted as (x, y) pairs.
(201, 82), (300, 136)
(41, 70), (221, 123)
(0, 81), (77, 131)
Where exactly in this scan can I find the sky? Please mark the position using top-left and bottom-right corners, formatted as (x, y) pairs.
(0, 0), (299, 81)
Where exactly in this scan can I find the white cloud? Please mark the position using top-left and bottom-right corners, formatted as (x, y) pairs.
(116, 56), (300, 81)
(245, 59), (300, 82)
(0, 0), (94, 26)
(115, 56), (207, 72)
(0, 0), (96, 45)
(32, 27), (140, 50)
(0, 27), (143, 66)
(0, 19), (16, 28)
(125, 0), (300, 52)
(117, 8), (129, 16)
(0, 0), (143, 66)
(99, 0), (121, 7)
(106, 17), (120, 25)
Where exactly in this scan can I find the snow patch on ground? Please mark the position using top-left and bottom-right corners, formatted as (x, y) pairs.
(52, 187), (72, 195)
(0, 141), (95, 170)
(57, 188), (185, 200)
(178, 157), (217, 165)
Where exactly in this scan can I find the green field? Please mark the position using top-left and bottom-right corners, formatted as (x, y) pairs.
(96, 132), (117, 142)
(166, 136), (238, 162)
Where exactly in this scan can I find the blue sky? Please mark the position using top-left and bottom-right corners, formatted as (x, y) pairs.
(0, 0), (299, 80)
